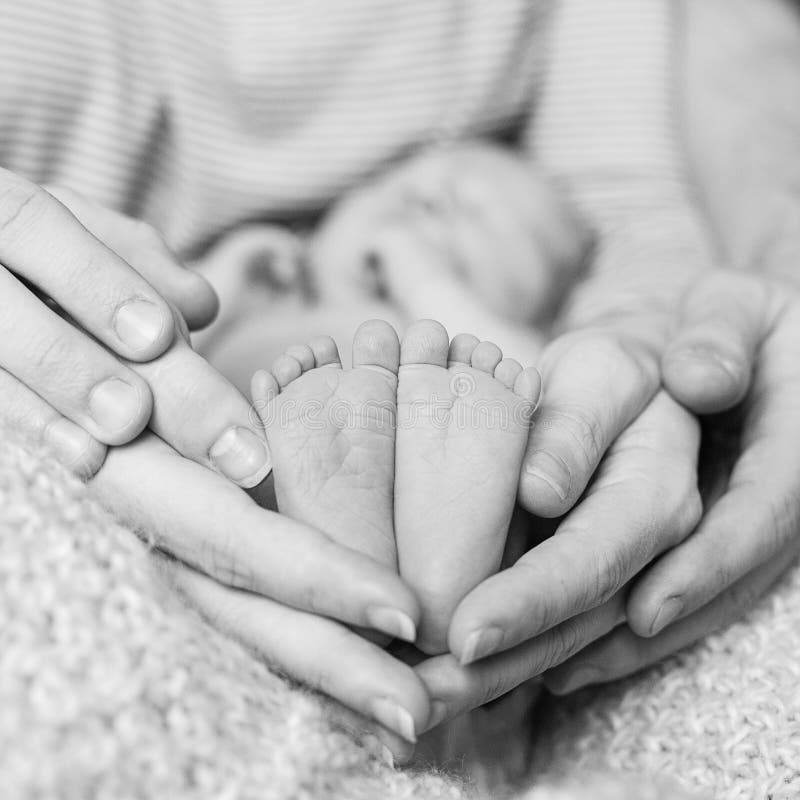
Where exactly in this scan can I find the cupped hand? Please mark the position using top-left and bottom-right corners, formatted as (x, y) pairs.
(542, 271), (800, 692)
(91, 430), (430, 758)
(0, 170), (271, 488)
(415, 386), (701, 725)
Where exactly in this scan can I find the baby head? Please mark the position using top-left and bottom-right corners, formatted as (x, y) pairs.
(309, 141), (593, 328)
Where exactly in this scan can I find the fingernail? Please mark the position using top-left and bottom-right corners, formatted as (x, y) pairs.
(524, 450), (570, 502)
(45, 418), (92, 465)
(460, 626), (504, 666)
(362, 735), (394, 767)
(365, 606), (417, 643)
(368, 698), (417, 743)
(209, 426), (272, 488)
(650, 596), (684, 636)
(552, 664), (603, 694)
(426, 700), (448, 731)
(114, 299), (167, 352)
(89, 378), (142, 433)
(670, 345), (744, 386)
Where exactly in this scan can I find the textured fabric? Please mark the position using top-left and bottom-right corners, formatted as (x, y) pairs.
(0, 0), (687, 261)
(2, 428), (800, 799)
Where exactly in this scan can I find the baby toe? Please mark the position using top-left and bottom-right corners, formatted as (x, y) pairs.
(400, 319), (450, 368)
(471, 341), (503, 374)
(353, 319), (400, 374)
(251, 369), (280, 406)
(285, 343), (315, 372)
(494, 358), (523, 390)
(308, 335), (342, 368)
(272, 353), (304, 387)
(448, 333), (480, 365)
(513, 366), (542, 406)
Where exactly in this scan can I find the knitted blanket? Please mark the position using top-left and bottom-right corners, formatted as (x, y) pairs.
(2, 431), (798, 799)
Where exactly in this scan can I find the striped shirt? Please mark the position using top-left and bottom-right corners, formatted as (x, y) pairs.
(0, 0), (706, 272)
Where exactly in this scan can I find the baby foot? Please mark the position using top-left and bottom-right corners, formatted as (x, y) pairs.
(251, 320), (400, 571)
(394, 320), (540, 654)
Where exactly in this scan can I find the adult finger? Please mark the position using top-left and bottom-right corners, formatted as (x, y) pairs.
(545, 542), (799, 694)
(450, 392), (701, 665)
(0, 269), (154, 445)
(130, 327), (272, 488)
(0, 366), (107, 479)
(46, 185), (219, 331)
(629, 299), (800, 636)
(661, 271), (769, 414)
(162, 558), (429, 749)
(417, 595), (624, 730)
(0, 168), (175, 360)
(519, 328), (661, 517)
(92, 432), (421, 641)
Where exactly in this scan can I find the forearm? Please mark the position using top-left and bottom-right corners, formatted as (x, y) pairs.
(684, 0), (800, 283)
(526, 0), (715, 331)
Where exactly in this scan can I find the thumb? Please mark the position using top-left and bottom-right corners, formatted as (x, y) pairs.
(662, 272), (770, 414)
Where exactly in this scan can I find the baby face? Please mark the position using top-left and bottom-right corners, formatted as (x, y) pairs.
(310, 142), (592, 327)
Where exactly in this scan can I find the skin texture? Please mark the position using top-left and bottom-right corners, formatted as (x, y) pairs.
(92, 430), (429, 750)
(393, 320), (540, 654)
(0, 177), (272, 488)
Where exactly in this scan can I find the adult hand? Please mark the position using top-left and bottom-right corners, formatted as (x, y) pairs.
(92, 430), (430, 757)
(415, 383), (701, 726)
(543, 271), (800, 692)
(0, 170), (271, 488)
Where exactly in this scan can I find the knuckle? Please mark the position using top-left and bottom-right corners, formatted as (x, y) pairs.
(763, 494), (800, 554)
(544, 619), (584, 669)
(201, 590), (249, 633)
(711, 555), (736, 596)
(548, 404), (605, 473)
(591, 544), (629, 606)
(477, 671), (515, 707)
(199, 530), (255, 590)
(28, 331), (77, 376)
(299, 580), (325, 617)
(0, 178), (47, 239)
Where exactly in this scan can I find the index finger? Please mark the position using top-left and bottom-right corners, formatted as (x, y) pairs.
(416, 595), (623, 729)
(92, 431), (420, 641)
(0, 169), (175, 361)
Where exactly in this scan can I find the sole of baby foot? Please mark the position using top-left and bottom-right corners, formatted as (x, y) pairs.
(394, 321), (540, 654)
(251, 320), (400, 574)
